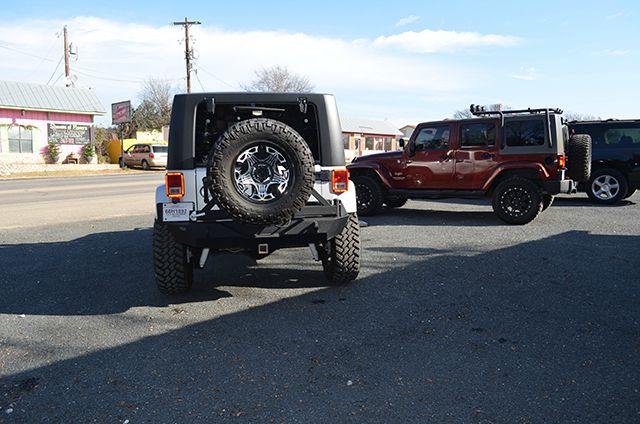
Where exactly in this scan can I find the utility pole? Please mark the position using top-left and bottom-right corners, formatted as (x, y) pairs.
(173, 17), (201, 93)
(63, 25), (70, 86)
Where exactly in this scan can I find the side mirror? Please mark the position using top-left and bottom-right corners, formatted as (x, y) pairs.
(398, 138), (406, 148)
(408, 141), (416, 156)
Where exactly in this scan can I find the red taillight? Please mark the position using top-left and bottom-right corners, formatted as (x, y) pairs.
(149, 152), (155, 159)
(558, 154), (566, 168)
(331, 169), (349, 193)
(165, 172), (184, 198)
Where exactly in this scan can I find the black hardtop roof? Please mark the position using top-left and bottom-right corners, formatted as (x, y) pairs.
(172, 92), (334, 103)
(568, 118), (640, 125)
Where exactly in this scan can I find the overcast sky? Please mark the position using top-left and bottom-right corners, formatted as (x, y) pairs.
(1, 0), (638, 127)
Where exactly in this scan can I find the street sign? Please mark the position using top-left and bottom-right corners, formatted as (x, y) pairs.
(111, 100), (132, 124)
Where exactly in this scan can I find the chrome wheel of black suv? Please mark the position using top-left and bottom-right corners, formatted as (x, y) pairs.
(587, 168), (628, 204)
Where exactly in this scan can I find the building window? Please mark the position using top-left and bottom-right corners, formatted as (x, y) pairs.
(8, 126), (34, 153)
(342, 134), (350, 149)
(365, 137), (374, 150)
(373, 137), (383, 150)
(383, 137), (393, 151)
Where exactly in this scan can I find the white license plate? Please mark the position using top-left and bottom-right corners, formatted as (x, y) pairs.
(162, 202), (193, 222)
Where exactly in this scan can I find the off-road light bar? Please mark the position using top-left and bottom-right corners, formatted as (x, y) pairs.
(165, 172), (185, 199)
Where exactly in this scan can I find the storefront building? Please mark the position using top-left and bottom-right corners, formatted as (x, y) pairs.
(340, 116), (403, 163)
(0, 80), (105, 164)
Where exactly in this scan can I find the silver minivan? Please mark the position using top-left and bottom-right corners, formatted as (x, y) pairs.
(121, 144), (168, 169)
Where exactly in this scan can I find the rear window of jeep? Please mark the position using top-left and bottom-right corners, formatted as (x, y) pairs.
(193, 102), (320, 166)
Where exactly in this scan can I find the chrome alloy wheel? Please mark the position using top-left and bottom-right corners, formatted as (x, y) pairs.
(591, 175), (620, 201)
(233, 144), (291, 202)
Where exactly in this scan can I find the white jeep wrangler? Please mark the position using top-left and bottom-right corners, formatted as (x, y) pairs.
(153, 93), (360, 294)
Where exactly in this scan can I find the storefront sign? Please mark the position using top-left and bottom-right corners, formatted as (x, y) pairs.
(112, 100), (132, 124)
(48, 123), (91, 145)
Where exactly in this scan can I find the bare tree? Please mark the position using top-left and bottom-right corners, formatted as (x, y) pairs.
(563, 111), (601, 122)
(242, 65), (314, 93)
(453, 104), (510, 119)
(133, 77), (176, 131)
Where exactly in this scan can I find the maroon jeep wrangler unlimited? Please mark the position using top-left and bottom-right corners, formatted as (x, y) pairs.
(348, 106), (592, 224)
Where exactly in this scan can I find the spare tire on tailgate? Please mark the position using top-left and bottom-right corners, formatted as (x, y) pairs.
(567, 134), (592, 182)
(207, 118), (314, 225)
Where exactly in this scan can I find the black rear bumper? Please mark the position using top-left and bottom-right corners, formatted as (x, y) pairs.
(162, 204), (349, 251)
(542, 179), (577, 194)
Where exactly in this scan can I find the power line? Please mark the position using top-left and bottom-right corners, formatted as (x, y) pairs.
(194, 69), (206, 92)
(26, 31), (61, 80)
(196, 65), (238, 89)
(0, 43), (59, 63)
(46, 56), (64, 85)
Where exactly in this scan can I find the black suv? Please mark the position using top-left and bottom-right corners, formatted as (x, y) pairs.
(569, 120), (640, 204)
(153, 93), (361, 294)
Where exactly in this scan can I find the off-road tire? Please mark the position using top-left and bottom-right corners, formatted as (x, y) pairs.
(319, 213), (360, 285)
(141, 159), (150, 170)
(623, 189), (637, 199)
(207, 118), (314, 226)
(492, 177), (543, 225)
(353, 175), (384, 216)
(385, 197), (408, 208)
(153, 220), (193, 294)
(586, 168), (628, 205)
(542, 194), (554, 211)
(567, 134), (592, 182)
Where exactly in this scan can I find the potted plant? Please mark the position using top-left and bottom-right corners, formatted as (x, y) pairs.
(47, 141), (60, 163)
(82, 143), (95, 164)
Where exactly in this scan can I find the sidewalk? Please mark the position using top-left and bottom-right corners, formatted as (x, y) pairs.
(0, 163), (149, 178)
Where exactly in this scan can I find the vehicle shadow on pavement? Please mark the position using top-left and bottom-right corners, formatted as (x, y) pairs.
(197, 251), (330, 290)
(0, 230), (333, 316)
(552, 197), (636, 207)
(1, 231), (639, 423)
(370, 207), (501, 227)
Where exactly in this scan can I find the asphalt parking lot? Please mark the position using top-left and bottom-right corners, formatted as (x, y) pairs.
(1, 190), (639, 423)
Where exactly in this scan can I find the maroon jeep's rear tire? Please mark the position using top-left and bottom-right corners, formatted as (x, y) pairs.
(492, 177), (543, 224)
(384, 197), (408, 208)
(542, 194), (554, 211)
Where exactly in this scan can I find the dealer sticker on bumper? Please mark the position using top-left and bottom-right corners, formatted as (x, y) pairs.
(162, 202), (193, 222)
